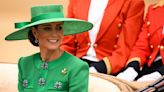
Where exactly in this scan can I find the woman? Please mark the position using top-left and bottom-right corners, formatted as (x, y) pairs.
(61, 0), (144, 74)
(117, 0), (164, 82)
(5, 4), (93, 92)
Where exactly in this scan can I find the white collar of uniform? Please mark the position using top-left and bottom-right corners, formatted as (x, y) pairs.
(88, 0), (108, 23)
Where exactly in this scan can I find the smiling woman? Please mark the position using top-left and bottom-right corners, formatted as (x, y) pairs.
(0, 0), (69, 64)
(30, 22), (64, 60)
(4, 4), (93, 92)
(0, 0), (157, 64)
(31, 22), (64, 48)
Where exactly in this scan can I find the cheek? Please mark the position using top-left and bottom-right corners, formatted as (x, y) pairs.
(37, 34), (48, 42)
(59, 31), (64, 38)
(60, 34), (64, 38)
(59, 35), (64, 41)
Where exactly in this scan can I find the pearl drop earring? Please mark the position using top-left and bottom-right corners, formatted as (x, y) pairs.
(34, 39), (38, 43)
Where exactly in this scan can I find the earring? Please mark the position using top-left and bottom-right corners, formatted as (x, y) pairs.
(34, 39), (38, 43)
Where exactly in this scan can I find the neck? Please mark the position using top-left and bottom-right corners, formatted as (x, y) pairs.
(40, 48), (64, 62)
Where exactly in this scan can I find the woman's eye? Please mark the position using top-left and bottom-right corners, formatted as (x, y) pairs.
(56, 25), (63, 31)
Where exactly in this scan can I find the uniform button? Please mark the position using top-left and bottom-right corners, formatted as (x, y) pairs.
(74, 40), (78, 43)
(149, 56), (152, 59)
(114, 45), (117, 48)
(93, 44), (98, 48)
(158, 45), (160, 48)
(147, 33), (150, 37)
(88, 43), (91, 46)
(160, 45), (164, 50)
(117, 23), (122, 29)
(116, 34), (120, 38)
(150, 45), (153, 48)
(38, 78), (46, 86)
(147, 21), (150, 26)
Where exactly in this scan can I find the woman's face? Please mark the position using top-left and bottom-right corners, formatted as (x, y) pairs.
(32, 22), (64, 50)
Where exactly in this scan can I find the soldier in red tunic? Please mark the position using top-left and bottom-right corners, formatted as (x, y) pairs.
(117, 0), (164, 81)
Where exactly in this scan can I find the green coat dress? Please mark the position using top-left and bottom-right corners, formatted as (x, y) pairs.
(18, 51), (89, 92)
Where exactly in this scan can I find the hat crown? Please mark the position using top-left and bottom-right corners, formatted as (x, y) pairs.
(31, 5), (64, 21)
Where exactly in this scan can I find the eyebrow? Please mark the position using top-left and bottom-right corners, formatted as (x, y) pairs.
(39, 24), (51, 26)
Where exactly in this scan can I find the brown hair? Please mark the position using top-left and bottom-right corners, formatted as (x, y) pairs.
(28, 26), (39, 46)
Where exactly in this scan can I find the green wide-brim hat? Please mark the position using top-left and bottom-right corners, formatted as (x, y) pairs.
(5, 4), (93, 40)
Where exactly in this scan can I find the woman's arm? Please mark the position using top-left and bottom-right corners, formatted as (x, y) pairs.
(18, 57), (23, 92)
(69, 62), (89, 92)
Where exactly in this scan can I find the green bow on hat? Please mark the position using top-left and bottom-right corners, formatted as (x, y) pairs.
(5, 4), (93, 40)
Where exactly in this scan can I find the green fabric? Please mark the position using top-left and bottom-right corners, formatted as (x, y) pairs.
(15, 22), (31, 29)
(31, 13), (64, 22)
(18, 51), (89, 92)
(5, 4), (93, 40)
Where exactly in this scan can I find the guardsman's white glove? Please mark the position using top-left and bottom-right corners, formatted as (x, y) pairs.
(137, 71), (162, 82)
(89, 66), (98, 73)
(116, 67), (138, 81)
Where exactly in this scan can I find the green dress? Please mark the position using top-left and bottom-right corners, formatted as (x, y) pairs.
(18, 51), (89, 92)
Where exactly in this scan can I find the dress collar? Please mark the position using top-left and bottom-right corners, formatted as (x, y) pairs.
(34, 51), (68, 70)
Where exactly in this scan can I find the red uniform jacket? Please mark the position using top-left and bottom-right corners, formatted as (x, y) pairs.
(128, 5), (164, 67)
(61, 0), (144, 74)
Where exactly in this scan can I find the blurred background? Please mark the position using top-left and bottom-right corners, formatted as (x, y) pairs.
(0, 0), (156, 64)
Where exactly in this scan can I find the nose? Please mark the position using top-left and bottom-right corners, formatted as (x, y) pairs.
(50, 29), (57, 36)
(50, 28), (61, 37)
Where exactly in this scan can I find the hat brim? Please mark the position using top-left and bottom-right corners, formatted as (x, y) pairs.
(5, 18), (93, 40)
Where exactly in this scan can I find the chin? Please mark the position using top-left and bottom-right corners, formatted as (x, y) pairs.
(48, 46), (59, 50)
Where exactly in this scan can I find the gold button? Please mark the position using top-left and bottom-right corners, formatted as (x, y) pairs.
(114, 45), (117, 48)
(147, 33), (150, 37)
(74, 40), (78, 43)
(150, 45), (153, 48)
(147, 21), (150, 26)
(88, 43), (91, 46)
(116, 34), (120, 38)
(149, 56), (152, 59)
(93, 44), (98, 48)
(117, 23), (122, 29)
(160, 46), (164, 50)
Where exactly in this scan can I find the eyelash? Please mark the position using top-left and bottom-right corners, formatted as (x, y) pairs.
(56, 25), (63, 30)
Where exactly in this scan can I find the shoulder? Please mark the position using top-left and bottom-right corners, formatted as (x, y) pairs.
(69, 0), (78, 4)
(148, 4), (164, 12)
(145, 5), (164, 20)
(18, 53), (39, 65)
(123, 0), (144, 4)
(127, 0), (144, 7)
(129, 0), (144, 3)
(64, 52), (89, 76)
(133, 0), (144, 7)
(64, 52), (89, 68)
(121, 0), (144, 13)
(147, 4), (156, 12)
